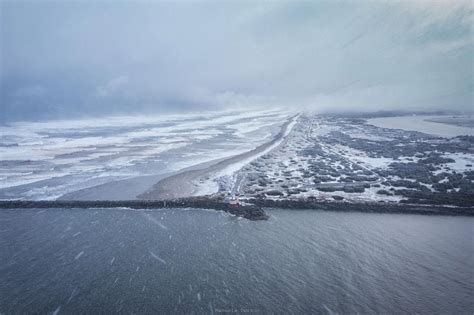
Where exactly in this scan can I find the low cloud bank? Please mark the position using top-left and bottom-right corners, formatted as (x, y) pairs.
(1, 1), (472, 122)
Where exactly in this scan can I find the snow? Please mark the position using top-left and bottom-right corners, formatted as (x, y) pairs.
(332, 144), (394, 169)
(218, 115), (298, 178)
(192, 115), (299, 196)
(142, 213), (168, 230)
(310, 123), (338, 137)
(75, 251), (84, 260)
(149, 251), (167, 264)
(442, 152), (474, 171)
(67, 287), (78, 304)
(52, 306), (61, 315)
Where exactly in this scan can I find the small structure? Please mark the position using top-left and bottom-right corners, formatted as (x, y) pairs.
(227, 193), (240, 208)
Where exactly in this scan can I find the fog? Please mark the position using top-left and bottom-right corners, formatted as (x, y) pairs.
(1, 1), (472, 122)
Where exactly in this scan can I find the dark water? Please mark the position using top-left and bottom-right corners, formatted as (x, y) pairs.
(1, 208), (473, 314)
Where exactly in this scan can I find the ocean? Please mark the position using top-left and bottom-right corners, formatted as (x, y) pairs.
(1, 208), (472, 313)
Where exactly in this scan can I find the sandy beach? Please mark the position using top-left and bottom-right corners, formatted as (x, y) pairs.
(139, 115), (299, 200)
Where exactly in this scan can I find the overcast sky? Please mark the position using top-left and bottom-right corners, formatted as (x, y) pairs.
(1, 0), (473, 121)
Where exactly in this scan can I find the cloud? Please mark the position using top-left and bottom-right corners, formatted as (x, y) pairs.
(14, 85), (48, 98)
(0, 0), (472, 121)
(96, 76), (129, 98)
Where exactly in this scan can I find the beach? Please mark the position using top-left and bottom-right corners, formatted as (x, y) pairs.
(139, 115), (299, 200)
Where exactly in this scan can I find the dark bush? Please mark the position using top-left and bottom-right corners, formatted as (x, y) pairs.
(317, 187), (337, 192)
(265, 190), (284, 196)
(343, 186), (365, 193)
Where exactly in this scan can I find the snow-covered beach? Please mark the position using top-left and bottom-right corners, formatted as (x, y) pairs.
(139, 115), (299, 200)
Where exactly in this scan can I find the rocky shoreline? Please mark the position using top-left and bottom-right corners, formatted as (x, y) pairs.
(1, 197), (473, 220)
(248, 198), (474, 216)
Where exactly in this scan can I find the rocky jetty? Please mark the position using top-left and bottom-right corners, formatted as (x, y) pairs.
(248, 198), (474, 216)
(0, 197), (269, 221)
(1, 197), (473, 219)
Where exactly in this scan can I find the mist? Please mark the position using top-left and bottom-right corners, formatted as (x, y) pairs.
(1, 0), (472, 122)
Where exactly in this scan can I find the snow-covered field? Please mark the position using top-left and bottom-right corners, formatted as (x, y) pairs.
(0, 109), (294, 200)
(234, 113), (473, 206)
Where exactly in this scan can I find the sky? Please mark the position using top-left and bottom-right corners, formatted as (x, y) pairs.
(1, 0), (473, 122)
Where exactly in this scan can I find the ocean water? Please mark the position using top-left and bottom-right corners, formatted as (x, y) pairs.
(0, 109), (291, 200)
(367, 115), (474, 138)
(1, 208), (473, 314)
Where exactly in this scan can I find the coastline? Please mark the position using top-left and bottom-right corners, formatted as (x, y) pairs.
(58, 155), (236, 201)
(4, 113), (472, 217)
(138, 114), (299, 200)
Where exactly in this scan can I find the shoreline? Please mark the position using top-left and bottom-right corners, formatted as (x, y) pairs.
(138, 114), (299, 200)
(1, 198), (472, 220)
(367, 115), (474, 138)
(58, 155), (236, 201)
